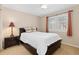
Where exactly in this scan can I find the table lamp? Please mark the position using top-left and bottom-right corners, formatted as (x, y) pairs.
(9, 22), (15, 37)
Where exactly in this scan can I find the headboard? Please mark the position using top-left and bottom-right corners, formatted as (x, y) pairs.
(19, 28), (26, 36)
(19, 27), (38, 36)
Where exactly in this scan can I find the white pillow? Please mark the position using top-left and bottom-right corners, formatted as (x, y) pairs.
(25, 27), (32, 33)
(32, 27), (37, 32)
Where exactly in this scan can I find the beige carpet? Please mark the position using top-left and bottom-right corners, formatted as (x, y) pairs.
(0, 44), (79, 55)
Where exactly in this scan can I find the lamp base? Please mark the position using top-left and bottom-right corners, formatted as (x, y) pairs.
(10, 34), (14, 37)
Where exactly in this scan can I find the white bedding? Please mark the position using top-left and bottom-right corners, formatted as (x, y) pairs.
(20, 32), (61, 55)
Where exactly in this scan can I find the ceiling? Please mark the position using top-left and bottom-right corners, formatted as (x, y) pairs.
(2, 4), (77, 16)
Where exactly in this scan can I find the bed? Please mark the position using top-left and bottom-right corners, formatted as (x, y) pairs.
(19, 28), (62, 55)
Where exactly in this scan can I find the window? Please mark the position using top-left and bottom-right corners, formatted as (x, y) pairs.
(48, 13), (68, 32)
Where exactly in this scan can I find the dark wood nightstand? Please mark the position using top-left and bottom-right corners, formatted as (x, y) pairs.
(4, 36), (20, 49)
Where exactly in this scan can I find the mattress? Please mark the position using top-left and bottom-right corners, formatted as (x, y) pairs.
(20, 32), (61, 55)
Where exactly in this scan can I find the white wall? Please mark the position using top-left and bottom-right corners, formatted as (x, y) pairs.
(40, 17), (46, 32)
(40, 5), (79, 48)
(0, 5), (3, 50)
(2, 7), (41, 29)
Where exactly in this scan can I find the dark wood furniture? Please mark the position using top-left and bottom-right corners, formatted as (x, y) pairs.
(4, 36), (20, 49)
(21, 40), (61, 55)
(19, 28), (62, 55)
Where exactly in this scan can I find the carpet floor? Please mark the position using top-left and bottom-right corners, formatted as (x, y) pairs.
(0, 44), (79, 55)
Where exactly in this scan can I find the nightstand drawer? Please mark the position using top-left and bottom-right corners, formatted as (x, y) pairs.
(4, 36), (20, 49)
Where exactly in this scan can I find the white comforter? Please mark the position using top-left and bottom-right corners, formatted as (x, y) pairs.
(20, 32), (61, 55)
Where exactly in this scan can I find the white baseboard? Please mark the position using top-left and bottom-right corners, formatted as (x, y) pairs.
(61, 42), (79, 48)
